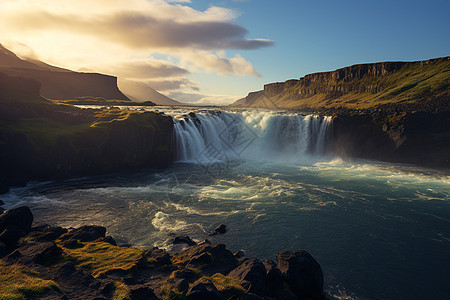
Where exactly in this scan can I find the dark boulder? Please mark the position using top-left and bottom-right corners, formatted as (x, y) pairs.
(172, 235), (196, 246)
(0, 206), (34, 247)
(228, 258), (267, 296)
(186, 282), (225, 300)
(0, 241), (9, 257)
(209, 224), (227, 236)
(172, 243), (239, 276)
(128, 284), (157, 300)
(0, 206), (33, 233)
(276, 250), (324, 300)
(166, 277), (189, 293)
(144, 247), (171, 265)
(262, 259), (283, 296)
(7, 242), (62, 265)
(0, 199), (4, 206)
(59, 225), (106, 242)
(97, 236), (117, 246)
(22, 226), (68, 244)
(171, 268), (201, 283)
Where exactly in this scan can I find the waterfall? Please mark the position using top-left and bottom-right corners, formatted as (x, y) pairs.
(173, 110), (332, 162)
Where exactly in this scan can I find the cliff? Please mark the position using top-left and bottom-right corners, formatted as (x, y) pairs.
(232, 57), (450, 112)
(0, 73), (175, 193)
(0, 44), (129, 101)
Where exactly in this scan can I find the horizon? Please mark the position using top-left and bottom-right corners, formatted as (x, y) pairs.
(0, 0), (449, 105)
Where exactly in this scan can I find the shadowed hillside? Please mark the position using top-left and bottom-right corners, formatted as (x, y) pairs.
(0, 44), (129, 101)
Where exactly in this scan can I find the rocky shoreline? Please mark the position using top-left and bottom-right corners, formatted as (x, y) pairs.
(0, 204), (326, 300)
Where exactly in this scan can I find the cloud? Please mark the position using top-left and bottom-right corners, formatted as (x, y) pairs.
(0, 0), (273, 98)
(143, 79), (200, 91)
(167, 91), (239, 106)
(111, 59), (188, 80)
(0, 1), (272, 51)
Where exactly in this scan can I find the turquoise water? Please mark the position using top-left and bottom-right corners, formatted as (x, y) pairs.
(2, 158), (449, 299)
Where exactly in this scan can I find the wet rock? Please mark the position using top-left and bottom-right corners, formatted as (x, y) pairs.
(0, 206), (33, 246)
(128, 284), (157, 300)
(261, 259), (283, 296)
(97, 236), (117, 246)
(228, 258), (267, 296)
(0, 206), (33, 230)
(172, 235), (196, 246)
(172, 243), (239, 276)
(13, 241), (62, 265)
(186, 282), (225, 300)
(209, 224), (227, 236)
(234, 250), (246, 259)
(0, 241), (9, 257)
(22, 226), (68, 244)
(166, 277), (189, 293)
(60, 225), (106, 242)
(0, 226), (28, 247)
(276, 250), (324, 300)
(171, 268), (201, 283)
(144, 247), (171, 265)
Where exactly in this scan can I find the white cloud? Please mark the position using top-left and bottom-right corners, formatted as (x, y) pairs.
(0, 0), (272, 98)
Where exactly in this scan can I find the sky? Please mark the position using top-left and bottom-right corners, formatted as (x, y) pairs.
(0, 0), (449, 105)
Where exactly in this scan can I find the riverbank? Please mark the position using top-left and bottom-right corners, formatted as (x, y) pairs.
(0, 205), (326, 299)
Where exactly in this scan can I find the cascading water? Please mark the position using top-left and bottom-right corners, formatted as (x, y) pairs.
(173, 110), (332, 162)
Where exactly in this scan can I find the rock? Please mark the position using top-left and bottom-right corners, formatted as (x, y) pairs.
(170, 268), (200, 283)
(172, 243), (239, 276)
(276, 250), (324, 300)
(0, 241), (9, 257)
(7, 242), (62, 265)
(166, 277), (189, 293)
(172, 235), (196, 246)
(22, 226), (68, 243)
(128, 284), (157, 300)
(0, 226), (29, 247)
(0, 199), (4, 206)
(97, 236), (117, 246)
(228, 258), (267, 296)
(209, 224), (227, 236)
(234, 250), (246, 259)
(144, 247), (171, 265)
(242, 293), (266, 300)
(262, 259), (283, 296)
(60, 225), (106, 242)
(186, 282), (225, 300)
(0, 206), (33, 235)
(0, 207), (4, 214)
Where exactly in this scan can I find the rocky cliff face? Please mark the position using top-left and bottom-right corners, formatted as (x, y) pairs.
(0, 73), (175, 193)
(0, 44), (129, 101)
(233, 57), (450, 111)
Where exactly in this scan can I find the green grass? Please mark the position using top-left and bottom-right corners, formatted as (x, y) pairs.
(160, 283), (186, 300)
(113, 281), (131, 300)
(60, 241), (144, 278)
(192, 273), (245, 296)
(0, 260), (59, 300)
(53, 97), (155, 107)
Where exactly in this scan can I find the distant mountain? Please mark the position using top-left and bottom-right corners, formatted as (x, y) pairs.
(118, 79), (182, 106)
(231, 57), (450, 111)
(0, 44), (129, 101)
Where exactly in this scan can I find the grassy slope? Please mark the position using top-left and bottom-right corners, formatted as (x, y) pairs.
(0, 260), (59, 299)
(53, 96), (155, 107)
(255, 58), (450, 110)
